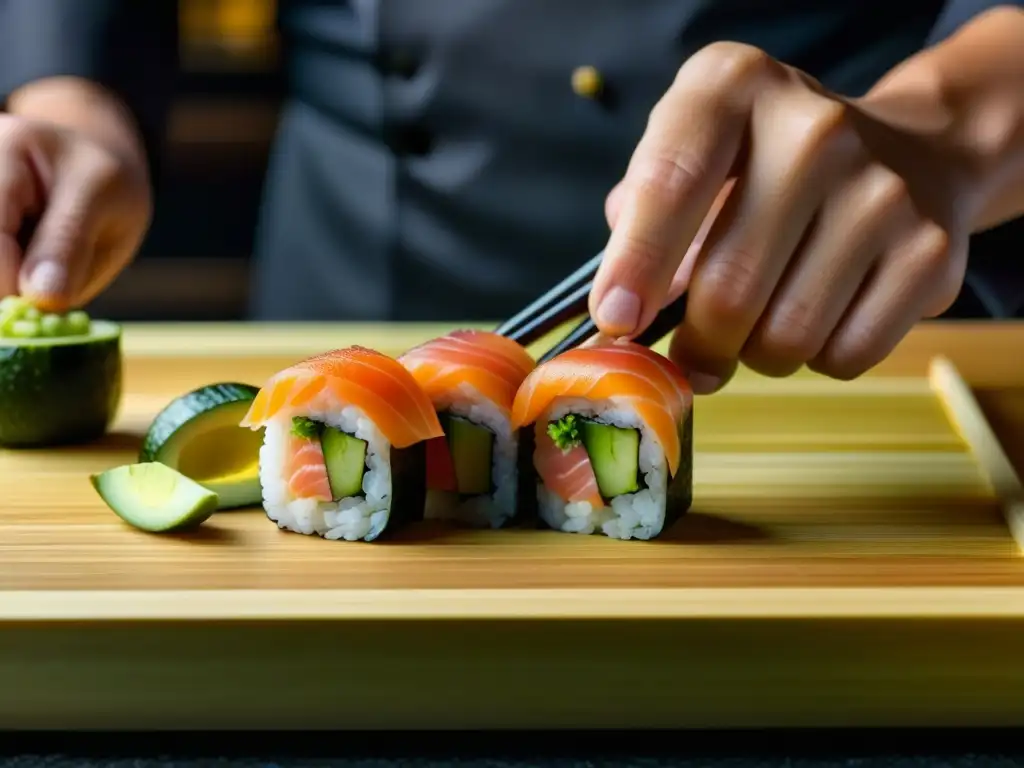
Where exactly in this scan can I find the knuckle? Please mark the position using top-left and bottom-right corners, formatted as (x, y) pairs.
(800, 100), (854, 156)
(632, 151), (707, 209)
(693, 246), (763, 324)
(607, 230), (668, 289)
(911, 221), (952, 273)
(910, 222), (961, 315)
(694, 42), (775, 89)
(811, 331), (877, 381)
(759, 299), (822, 362)
(863, 166), (910, 219)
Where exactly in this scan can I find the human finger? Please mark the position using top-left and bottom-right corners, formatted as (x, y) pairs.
(663, 179), (736, 306)
(668, 89), (858, 390)
(739, 163), (910, 377)
(0, 147), (41, 296)
(17, 146), (115, 311)
(809, 222), (963, 380)
(589, 43), (769, 338)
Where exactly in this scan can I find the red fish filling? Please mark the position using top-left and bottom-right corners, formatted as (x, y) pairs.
(535, 414), (644, 508)
(425, 411), (496, 496)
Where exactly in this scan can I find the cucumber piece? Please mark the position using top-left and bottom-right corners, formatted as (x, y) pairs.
(0, 296), (28, 334)
(320, 426), (368, 499)
(90, 462), (219, 533)
(139, 382), (263, 509)
(579, 419), (641, 498)
(64, 310), (91, 336)
(8, 319), (39, 338)
(0, 319), (122, 447)
(446, 414), (493, 496)
(0, 297), (90, 339)
(39, 314), (65, 337)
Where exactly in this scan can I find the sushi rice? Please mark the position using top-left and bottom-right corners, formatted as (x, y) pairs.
(538, 396), (668, 541)
(423, 382), (518, 529)
(259, 388), (392, 541)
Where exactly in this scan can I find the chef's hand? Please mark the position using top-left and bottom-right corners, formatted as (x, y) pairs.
(592, 41), (975, 393)
(1, 78), (152, 312)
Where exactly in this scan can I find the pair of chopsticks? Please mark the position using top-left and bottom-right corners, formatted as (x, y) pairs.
(494, 250), (688, 363)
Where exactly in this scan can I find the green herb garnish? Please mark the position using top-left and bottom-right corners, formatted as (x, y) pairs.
(291, 416), (322, 439)
(547, 414), (581, 451)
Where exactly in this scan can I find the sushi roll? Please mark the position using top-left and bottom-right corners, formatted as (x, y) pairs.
(511, 339), (693, 540)
(399, 330), (537, 529)
(239, 346), (444, 541)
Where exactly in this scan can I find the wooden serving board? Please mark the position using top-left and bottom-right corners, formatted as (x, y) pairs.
(2, 322), (1024, 731)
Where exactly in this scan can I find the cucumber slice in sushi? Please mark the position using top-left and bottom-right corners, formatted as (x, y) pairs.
(0, 298), (121, 448)
(140, 382), (263, 509)
(579, 419), (641, 498)
(321, 425), (369, 500)
(446, 414), (495, 496)
(90, 462), (219, 533)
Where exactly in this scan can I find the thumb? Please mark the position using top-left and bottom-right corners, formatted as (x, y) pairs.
(17, 161), (102, 313)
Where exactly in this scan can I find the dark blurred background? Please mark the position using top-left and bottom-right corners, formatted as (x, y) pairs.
(88, 0), (1022, 324)
(88, 0), (282, 323)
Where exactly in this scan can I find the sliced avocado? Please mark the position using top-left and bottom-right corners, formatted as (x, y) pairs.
(320, 426), (368, 499)
(579, 419), (641, 498)
(90, 462), (219, 533)
(0, 313), (122, 448)
(446, 414), (493, 496)
(139, 382), (263, 509)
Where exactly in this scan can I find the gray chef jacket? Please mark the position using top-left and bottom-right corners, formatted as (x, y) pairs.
(1, 0), (1022, 322)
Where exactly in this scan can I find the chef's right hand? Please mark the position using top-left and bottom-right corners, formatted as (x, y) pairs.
(0, 86), (152, 313)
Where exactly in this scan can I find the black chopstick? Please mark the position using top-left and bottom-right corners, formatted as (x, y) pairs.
(536, 290), (689, 364)
(493, 250), (603, 345)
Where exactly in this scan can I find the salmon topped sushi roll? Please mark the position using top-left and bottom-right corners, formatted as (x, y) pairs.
(511, 339), (694, 540)
(399, 329), (536, 529)
(240, 346), (443, 541)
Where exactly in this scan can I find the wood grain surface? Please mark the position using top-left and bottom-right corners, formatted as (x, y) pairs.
(3, 320), (1024, 730)
(1, 321), (1023, 603)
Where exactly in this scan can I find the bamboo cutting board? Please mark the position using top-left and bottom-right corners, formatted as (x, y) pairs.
(2, 321), (1024, 731)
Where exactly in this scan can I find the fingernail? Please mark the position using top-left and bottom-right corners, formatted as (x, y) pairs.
(687, 371), (722, 394)
(27, 261), (68, 296)
(595, 286), (641, 336)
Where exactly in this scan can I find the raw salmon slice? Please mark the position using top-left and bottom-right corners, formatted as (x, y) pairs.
(399, 329), (536, 417)
(532, 421), (604, 508)
(239, 345), (444, 449)
(511, 339), (692, 477)
(286, 433), (332, 501)
(400, 330), (536, 491)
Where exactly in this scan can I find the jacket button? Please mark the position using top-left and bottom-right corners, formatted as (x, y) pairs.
(571, 66), (603, 99)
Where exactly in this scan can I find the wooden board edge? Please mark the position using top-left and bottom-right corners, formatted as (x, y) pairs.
(8, 615), (1024, 730)
(928, 355), (1024, 553)
(7, 616), (1024, 729)
(5, 587), (1024, 622)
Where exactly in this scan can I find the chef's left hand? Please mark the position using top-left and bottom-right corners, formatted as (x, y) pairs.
(591, 42), (975, 393)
